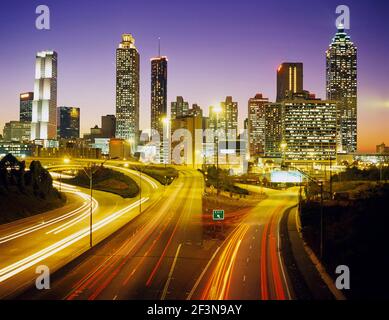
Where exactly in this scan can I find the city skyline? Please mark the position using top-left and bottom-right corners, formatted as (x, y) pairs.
(1, 0), (389, 152)
(1, 1), (389, 305)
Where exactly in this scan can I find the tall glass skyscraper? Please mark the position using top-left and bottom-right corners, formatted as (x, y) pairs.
(115, 34), (140, 144)
(264, 103), (283, 158)
(31, 51), (57, 140)
(57, 106), (80, 139)
(209, 96), (238, 138)
(150, 56), (168, 138)
(276, 62), (303, 102)
(171, 96), (189, 120)
(19, 92), (34, 122)
(326, 25), (357, 153)
(248, 93), (268, 157)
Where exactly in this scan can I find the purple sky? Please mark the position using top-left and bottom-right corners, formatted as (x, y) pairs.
(1, 0), (388, 152)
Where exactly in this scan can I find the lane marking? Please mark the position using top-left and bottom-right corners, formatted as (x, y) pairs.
(277, 213), (292, 300)
(0, 197), (149, 283)
(186, 247), (220, 300)
(0, 184), (91, 244)
(161, 243), (182, 300)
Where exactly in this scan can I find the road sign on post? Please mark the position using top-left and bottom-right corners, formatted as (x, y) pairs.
(212, 209), (224, 221)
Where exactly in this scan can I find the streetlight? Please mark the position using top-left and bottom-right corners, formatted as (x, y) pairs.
(136, 163), (150, 215)
(80, 162), (94, 248)
(295, 167), (325, 259)
(77, 158), (108, 248)
(162, 117), (170, 168)
(59, 157), (71, 192)
(213, 105), (222, 196)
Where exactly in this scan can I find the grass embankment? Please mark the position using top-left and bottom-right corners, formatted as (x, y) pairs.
(131, 165), (178, 185)
(300, 177), (389, 299)
(202, 186), (266, 240)
(200, 166), (249, 195)
(68, 166), (139, 198)
(0, 155), (66, 224)
(0, 192), (66, 224)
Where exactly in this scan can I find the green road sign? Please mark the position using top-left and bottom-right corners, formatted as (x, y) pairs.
(212, 209), (224, 221)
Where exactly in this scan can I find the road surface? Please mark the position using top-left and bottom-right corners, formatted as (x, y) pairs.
(191, 186), (299, 300)
(19, 173), (300, 301)
(0, 165), (159, 299)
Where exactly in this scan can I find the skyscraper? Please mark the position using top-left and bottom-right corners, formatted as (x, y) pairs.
(31, 51), (57, 140)
(276, 62), (303, 102)
(283, 95), (337, 161)
(209, 96), (238, 137)
(264, 103), (283, 158)
(115, 34), (140, 144)
(57, 107), (80, 139)
(19, 92), (34, 122)
(150, 56), (168, 138)
(171, 96), (189, 120)
(101, 115), (116, 138)
(189, 104), (203, 117)
(326, 25), (357, 153)
(248, 93), (269, 157)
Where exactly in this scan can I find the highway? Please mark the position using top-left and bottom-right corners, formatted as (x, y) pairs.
(0, 164), (159, 299)
(190, 186), (299, 300)
(20, 169), (208, 300)
(17, 169), (300, 301)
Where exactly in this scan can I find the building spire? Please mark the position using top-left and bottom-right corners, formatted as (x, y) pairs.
(337, 23), (345, 32)
(158, 37), (161, 57)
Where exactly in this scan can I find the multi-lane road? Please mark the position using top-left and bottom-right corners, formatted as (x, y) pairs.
(194, 186), (299, 300)
(11, 166), (299, 300)
(19, 169), (208, 300)
(0, 164), (159, 299)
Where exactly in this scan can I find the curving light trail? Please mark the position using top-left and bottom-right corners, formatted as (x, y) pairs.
(0, 182), (95, 244)
(0, 197), (149, 283)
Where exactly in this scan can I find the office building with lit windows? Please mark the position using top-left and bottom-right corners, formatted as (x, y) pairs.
(19, 92), (34, 122)
(3, 121), (31, 142)
(101, 114), (116, 138)
(171, 96), (189, 120)
(248, 93), (269, 157)
(282, 94), (337, 161)
(189, 104), (203, 117)
(150, 56), (168, 138)
(57, 106), (80, 139)
(115, 34), (140, 144)
(264, 103), (283, 158)
(209, 96), (238, 138)
(326, 25), (357, 153)
(276, 62), (303, 102)
(31, 51), (57, 140)
(171, 113), (203, 165)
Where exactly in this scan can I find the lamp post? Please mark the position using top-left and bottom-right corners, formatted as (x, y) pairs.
(294, 167), (325, 259)
(213, 105), (222, 196)
(60, 157), (71, 192)
(319, 181), (324, 259)
(328, 142), (334, 199)
(80, 162), (94, 248)
(139, 167), (142, 214)
(162, 117), (170, 168)
(137, 163), (151, 214)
